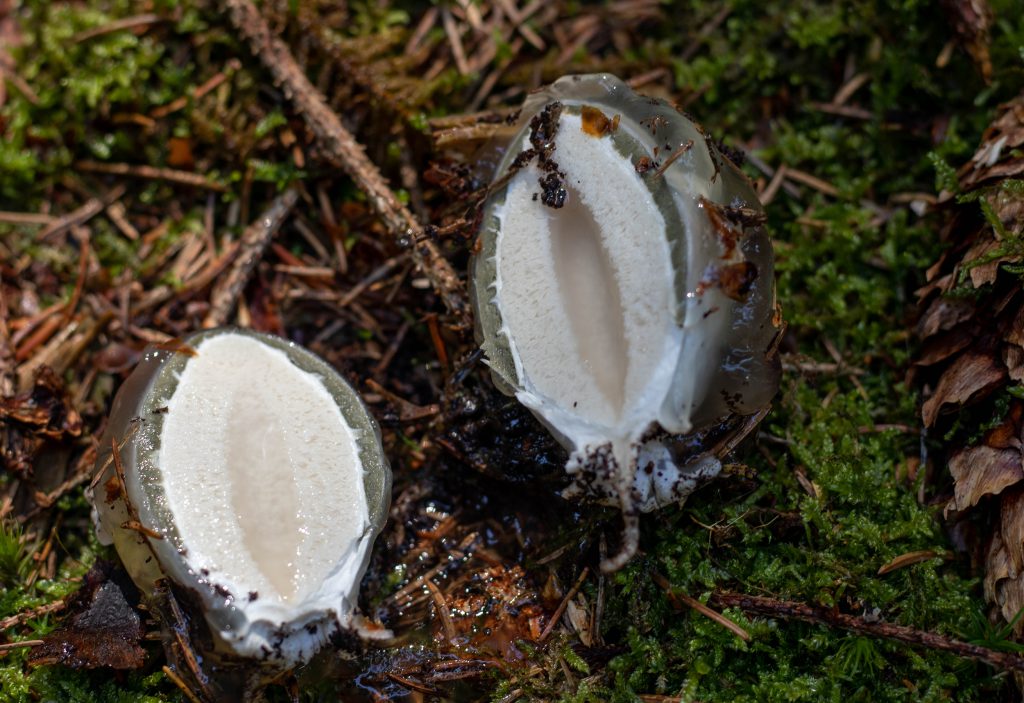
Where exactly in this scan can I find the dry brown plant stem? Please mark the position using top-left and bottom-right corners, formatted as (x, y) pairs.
(710, 592), (1024, 672)
(203, 187), (299, 328)
(220, 0), (469, 325)
(0, 600), (65, 631)
(539, 567), (589, 643)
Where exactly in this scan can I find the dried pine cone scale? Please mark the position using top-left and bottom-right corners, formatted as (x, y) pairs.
(917, 91), (1024, 632)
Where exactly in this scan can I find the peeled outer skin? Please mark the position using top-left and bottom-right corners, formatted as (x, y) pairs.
(88, 328), (392, 665)
(471, 74), (782, 560)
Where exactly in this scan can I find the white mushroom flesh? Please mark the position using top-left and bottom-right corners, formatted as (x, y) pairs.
(89, 329), (391, 664)
(160, 334), (368, 606)
(494, 112), (679, 439)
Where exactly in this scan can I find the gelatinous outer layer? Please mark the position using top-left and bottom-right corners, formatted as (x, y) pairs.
(472, 74), (781, 512)
(89, 328), (391, 664)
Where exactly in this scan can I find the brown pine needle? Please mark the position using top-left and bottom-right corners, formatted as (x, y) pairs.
(539, 567), (590, 643)
(426, 579), (457, 643)
(162, 666), (203, 703)
(74, 161), (227, 192)
(0, 639), (43, 653)
(652, 572), (750, 642)
(878, 550), (940, 575)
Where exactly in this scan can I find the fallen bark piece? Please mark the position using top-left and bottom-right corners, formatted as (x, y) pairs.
(28, 560), (145, 670)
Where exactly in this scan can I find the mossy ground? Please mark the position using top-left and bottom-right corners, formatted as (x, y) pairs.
(2, 1), (1024, 701)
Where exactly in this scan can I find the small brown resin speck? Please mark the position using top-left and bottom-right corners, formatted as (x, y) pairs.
(701, 196), (741, 259)
(634, 156), (657, 175)
(103, 474), (122, 504)
(716, 262), (759, 301)
(580, 105), (618, 137)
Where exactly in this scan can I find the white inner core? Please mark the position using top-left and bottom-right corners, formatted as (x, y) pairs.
(160, 334), (368, 605)
(495, 112), (677, 434)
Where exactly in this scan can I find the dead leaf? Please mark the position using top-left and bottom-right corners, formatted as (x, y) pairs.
(1003, 344), (1024, 382)
(915, 325), (974, 367)
(922, 349), (1006, 426)
(28, 560), (146, 670)
(948, 445), (1023, 511)
(1006, 305), (1024, 348)
(0, 366), (83, 476)
(983, 403), (1023, 449)
(917, 296), (975, 338)
(961, 92), (1024, 190)
(964, 236), (1004, 287)
(1000, 488), (1024, 576)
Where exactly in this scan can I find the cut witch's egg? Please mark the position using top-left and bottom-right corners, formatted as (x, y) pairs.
(89, 328), (390, 664)
(471, 74), (783, 570)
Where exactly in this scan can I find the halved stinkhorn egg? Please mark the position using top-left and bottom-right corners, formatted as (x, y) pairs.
(89, 328), (391, 665)
(472, 74), (783, 571)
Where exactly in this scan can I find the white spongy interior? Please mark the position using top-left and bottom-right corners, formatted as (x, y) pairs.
(159, 333), (368, 606)
(494, 112), (677, 437)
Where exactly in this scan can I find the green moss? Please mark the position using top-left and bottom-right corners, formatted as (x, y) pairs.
(564, 0), (1024, 700)
(0, 521), (31, 588)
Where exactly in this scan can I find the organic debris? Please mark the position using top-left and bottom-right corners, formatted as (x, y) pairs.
(916, 91), (1024, 644)
(27, 560), (145, 670)
(0, 367), (82, 478)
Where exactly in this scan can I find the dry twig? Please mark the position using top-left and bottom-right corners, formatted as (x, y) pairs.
(0, 600), (66, 631)
(710, 592), (1024, 672)
(219, 0), (469, 325)
(539, 568), (589, 643)
(203, 187), (299, 328)
(74, 161), (227, 192)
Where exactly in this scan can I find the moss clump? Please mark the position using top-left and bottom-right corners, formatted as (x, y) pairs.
(556, 1), (1024, 701)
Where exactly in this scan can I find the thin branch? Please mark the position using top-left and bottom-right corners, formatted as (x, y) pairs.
(38, 185), (125, 241)
(162, 666), (203, 703)
(710, 592), (1024, 672)
(0, 600), (66, 631)
(0, 639), (43, 652)
(219, 0), (469, 326)
(203, 188), (299, 328)
(0, 211), (55, 226)
(74, 161), (227, 192)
